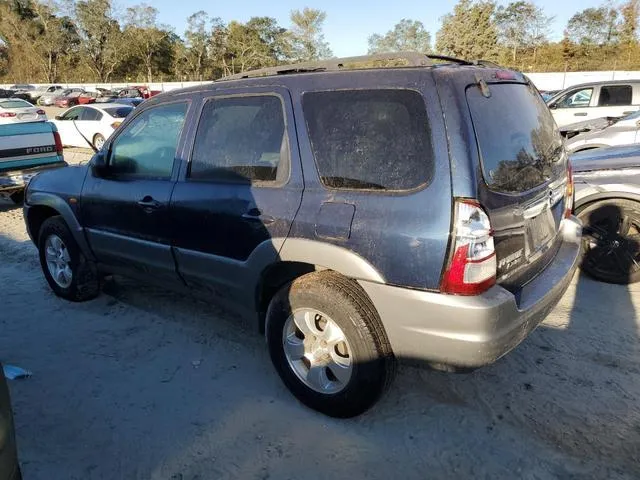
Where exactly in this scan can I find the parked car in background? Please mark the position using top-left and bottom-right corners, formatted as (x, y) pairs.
(51, 104), (133, 150)
(0, 98), (47, 125)
(28, 85), (63, 103)
(104, 96), (144, 107)
(77, 92), (98, 105)
(0, 120), (66, 203)
(0, 363), (21, 480)
(23, 54), (581, 417)
(565, 110), (640, 153)
(9, 84), (35, 93)
(547, 80), (640, 127)
(540, 89), (561, 101)
(54, 90), (86, 108)
(38, 88), (83, 106)
(0, 90), (14, 99)
(573, 145), (640, 284)
(121, 86), (161, 99)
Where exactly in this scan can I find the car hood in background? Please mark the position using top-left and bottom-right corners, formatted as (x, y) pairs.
(571, 145), (640, 172)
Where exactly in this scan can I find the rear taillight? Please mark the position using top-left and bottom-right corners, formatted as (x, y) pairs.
(53, 131), (63, 155)
(36, 109), (46, 115)
(441, 200), (497, 295)
(565, 161), (574, 218)
(111, 121), (122, 129)
(0, 112), (17, 118)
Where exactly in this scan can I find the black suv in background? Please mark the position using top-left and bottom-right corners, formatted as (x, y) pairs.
(23, 53), (581, 417)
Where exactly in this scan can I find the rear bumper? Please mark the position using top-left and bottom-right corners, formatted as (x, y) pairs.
(359, 216), (582, 368)
(0, 161), (66, 194)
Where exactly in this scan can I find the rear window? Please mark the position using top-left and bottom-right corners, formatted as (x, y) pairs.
(103, 107), (133, 118)
(599, 85), (632, 106)
(467, 83), (565, 194)
(0, 100), (30, 109)
(303, 89), (433, 191)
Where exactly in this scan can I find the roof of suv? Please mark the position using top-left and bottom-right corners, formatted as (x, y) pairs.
(156, 52), (509, 99)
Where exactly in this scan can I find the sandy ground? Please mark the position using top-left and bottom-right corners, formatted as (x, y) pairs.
(0, 199), (639, 480)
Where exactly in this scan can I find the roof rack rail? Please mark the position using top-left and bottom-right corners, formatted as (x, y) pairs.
(222, 52), (433, 80)
(426, 55), (473, 65)
(473, 59), (502, 68)
(220, 52), (500, 81)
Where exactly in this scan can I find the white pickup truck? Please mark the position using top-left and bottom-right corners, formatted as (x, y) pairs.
(0, 122), (67, 203)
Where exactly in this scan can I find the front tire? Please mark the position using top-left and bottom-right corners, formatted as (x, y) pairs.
(38, 216), (101, 302)
(578, 199), (640, 284)
(266, 271), (395, 418)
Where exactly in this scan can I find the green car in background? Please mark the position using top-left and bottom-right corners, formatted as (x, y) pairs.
(0, 122), (67, 204)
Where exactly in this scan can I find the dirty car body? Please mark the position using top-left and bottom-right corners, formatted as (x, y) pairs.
(23, 54), (582, 417)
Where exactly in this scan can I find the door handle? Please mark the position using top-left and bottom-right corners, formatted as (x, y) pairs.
(137, 196), (162, 212)
(242, 208), (275, 225)
(624, 111), (635, 115)
(574, 112), (588, 116)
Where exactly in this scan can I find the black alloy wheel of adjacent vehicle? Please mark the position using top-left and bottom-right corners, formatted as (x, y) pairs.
(578, 199), (640, 284)
(266, 271), (396, 418)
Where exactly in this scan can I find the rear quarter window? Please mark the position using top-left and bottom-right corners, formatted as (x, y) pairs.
(303, 89), (433, 191)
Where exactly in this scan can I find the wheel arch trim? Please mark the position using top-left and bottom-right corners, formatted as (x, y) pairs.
(26, 192), (95, 260)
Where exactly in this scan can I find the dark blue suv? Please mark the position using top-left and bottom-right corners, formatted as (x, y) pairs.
(23, 54), (582, 417)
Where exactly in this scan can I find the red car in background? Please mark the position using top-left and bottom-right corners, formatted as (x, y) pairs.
(77, 92), (98, 105)
(54, 90), (85, 108)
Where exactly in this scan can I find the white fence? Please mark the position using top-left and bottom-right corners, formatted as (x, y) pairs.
(3, 71), (640, 93)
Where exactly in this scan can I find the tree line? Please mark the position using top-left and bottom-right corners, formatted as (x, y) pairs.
(0, 0), (638, 84)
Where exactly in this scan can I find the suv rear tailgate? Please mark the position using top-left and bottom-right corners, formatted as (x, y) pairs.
(465, 80), (570, 291)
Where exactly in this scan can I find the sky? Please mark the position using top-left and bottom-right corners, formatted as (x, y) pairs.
(122, 0), (610, 57)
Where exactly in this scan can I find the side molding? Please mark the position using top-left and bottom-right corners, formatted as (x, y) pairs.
(279, 238), (385, 283)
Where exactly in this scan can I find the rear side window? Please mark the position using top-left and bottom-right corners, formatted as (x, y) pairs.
(467, 83), (565, 194)
(81, 109), (102, 121)
(190, 95), (287, 184)
(599, 85), (632, 106)
(303, 90), (433, 191)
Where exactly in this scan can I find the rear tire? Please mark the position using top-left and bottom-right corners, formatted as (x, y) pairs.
(38, 216), (101, 302)
(266, 271), (395, 418)
(578, 199), (640, 284)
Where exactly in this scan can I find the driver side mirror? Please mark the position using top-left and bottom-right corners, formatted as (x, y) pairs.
(548, 103), (557, 110)
(55, 115), (62, 120)
(91, 151), (108, 177)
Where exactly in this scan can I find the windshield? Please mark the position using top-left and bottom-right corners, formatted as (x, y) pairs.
(467, 83), (565, 193)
